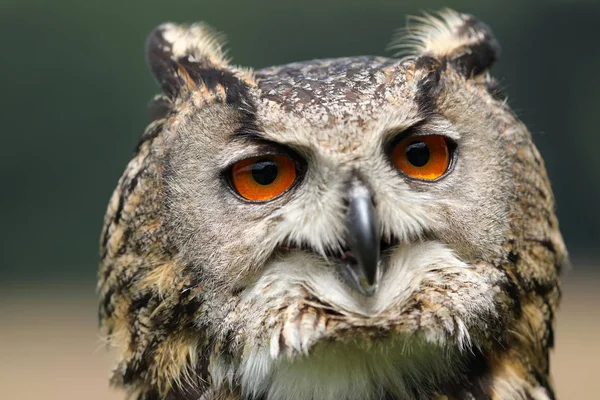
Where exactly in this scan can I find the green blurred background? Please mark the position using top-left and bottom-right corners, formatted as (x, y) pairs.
(1, 0), (598, 399)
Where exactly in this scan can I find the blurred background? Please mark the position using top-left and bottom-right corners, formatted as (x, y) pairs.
(1, 0), (598, 399)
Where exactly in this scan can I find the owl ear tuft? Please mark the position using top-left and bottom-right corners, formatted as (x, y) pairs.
(146, 23), (253, 101)
(390, 9), (500, 77)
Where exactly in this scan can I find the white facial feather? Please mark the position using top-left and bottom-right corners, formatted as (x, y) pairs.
(232, 241), (498, 400)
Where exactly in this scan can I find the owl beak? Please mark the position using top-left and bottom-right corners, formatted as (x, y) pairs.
(343, 179), (381, 297)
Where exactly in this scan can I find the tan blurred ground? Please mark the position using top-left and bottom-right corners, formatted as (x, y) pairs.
(1, 274), (597, 400)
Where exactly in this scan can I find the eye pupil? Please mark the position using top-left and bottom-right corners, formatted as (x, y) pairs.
(405, 141), (430, 167)
(251, 160), (279, 185)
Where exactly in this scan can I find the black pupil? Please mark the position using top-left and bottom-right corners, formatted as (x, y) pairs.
(252, 159), (279, 185)
(405, 141), (430, 167)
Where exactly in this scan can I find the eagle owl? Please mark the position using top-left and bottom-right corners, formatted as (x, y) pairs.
(98, 9), (566, 400)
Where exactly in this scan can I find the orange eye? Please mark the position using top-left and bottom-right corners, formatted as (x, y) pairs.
(392, 135), (451, 180)
(231, 155), (297, 201)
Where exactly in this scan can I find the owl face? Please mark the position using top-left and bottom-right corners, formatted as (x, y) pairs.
(99, 11), (565, 400)
(159, 18), (510, 396)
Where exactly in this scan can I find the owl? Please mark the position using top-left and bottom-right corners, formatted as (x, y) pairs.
(98, 9), (566, 400)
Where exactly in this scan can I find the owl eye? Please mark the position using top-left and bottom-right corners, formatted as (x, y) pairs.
(392, 135), (451, 180)
(231, 155), (297, 201)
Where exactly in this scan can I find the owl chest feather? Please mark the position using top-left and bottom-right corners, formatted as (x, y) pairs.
(216, 338), (464, 400)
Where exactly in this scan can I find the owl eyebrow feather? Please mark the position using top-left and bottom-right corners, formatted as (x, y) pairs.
(232, 119), (265, 142)
(222, 139), (305, 168)
(178, 58), (254, 107)
(414, 56), (443, 117)
(381, 116), (461, 149)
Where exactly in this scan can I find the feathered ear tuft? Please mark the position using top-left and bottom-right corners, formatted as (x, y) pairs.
(390, 9), (500, 77)
(146, 23), (254, 102)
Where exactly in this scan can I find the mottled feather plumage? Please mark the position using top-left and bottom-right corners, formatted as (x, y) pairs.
(99, 9), (565, 400)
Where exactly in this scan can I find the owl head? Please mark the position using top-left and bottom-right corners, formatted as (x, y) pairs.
(99, 10), (566, 400)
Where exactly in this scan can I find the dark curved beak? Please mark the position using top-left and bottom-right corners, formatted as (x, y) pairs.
(342, 178), (381, 296)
